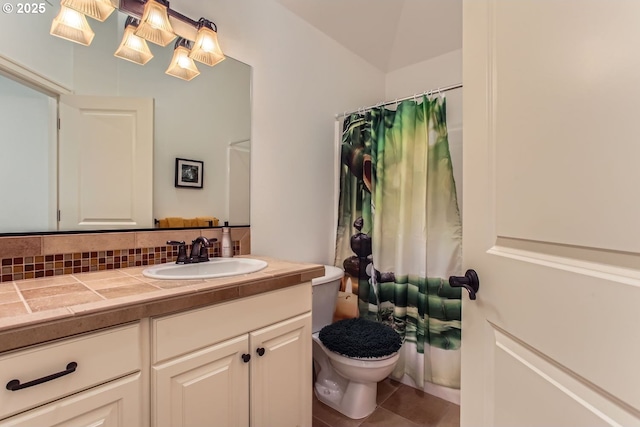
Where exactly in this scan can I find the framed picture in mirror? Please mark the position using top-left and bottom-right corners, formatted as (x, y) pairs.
(175, 158), (204, 189)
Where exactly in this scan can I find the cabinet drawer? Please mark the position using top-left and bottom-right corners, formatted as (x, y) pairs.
(153, 283), (311, 363)
(0, 372), (142, 427)
(0, 323), (141, 420)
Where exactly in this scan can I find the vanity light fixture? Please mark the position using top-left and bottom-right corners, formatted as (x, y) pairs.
(165, 37), (200, 81)
(60, 0), (115, 22)
(188, 18), (225, 67)
(50, 5), (95, 46)
(50, 0), (225, 81)
(134, 0), (176, 47)
(114, 17), (154, 65)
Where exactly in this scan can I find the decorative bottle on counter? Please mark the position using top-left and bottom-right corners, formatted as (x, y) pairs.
(221, 222), (232, 257)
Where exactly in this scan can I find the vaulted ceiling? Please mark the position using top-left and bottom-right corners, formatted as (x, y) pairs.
(274, 0), (462, 73)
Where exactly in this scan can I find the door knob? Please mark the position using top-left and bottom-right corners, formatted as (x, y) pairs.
(449, 269), (480, 300)
(256, 347), (265, 356)
(241, 354), (251, 363)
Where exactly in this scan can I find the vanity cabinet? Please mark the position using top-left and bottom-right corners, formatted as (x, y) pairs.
(0, 324), (142, 427)
(151, 284), (312, 427)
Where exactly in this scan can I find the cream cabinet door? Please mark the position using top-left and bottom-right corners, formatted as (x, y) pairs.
(0, 373), (142, 427)
(152, 334), (249, 427)
(462, 1), (640, 425)
(58, 95), (153, 230)
(249, 313), (312, 427)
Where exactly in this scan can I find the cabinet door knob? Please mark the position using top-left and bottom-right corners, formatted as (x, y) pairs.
(256, 347), (265, 356)
(241, 354), (251, 363)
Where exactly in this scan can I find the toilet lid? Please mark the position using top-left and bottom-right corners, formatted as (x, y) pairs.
(318, 318), (402, 358)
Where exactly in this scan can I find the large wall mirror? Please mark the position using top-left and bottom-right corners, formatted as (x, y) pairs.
(0, 6), (251, 235)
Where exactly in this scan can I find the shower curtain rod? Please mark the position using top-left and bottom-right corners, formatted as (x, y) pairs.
(335, 82), (463, 119)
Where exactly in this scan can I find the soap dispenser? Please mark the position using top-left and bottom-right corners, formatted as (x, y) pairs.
(221, 222), (232, 257)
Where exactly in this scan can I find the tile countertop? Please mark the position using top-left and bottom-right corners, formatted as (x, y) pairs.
(0, 256), (324, 353)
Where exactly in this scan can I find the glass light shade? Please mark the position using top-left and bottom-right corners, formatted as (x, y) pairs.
(134, 0), (176, 47)
(188, 26), (225, 67)
(50, 6), (95, 46)
(60, 0), (114, 22)
(114, 24), (154, 65)
(166, 45), (200, 81)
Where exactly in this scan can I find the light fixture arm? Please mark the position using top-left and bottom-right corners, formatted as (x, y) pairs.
(197, 17), (217, 33)
(124, 15), (140, 27)
(174, 37), (192, 50)
(120, 0), (199, 33)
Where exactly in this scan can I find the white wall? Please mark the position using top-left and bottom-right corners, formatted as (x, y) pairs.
(0, 5), (73, 88)
(385, 49), (463, 213)
(0, 76), (54, 232)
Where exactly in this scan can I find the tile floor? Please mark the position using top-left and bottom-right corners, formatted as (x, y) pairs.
(312, 379), (460, 427)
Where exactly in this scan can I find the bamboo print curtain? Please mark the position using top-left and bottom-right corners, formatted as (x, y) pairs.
(335, 95), (463, 389)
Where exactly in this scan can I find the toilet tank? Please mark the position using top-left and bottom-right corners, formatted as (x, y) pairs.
(311, 266), (344, 333)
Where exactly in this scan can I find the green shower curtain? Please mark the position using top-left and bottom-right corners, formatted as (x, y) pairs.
(335, 95), (463, 389)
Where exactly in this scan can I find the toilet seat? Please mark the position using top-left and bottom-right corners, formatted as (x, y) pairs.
(318, 317), (402, 359)
(313, 333), (398, 367)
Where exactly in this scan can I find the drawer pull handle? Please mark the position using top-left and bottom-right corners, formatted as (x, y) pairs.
(6, 362), (78, 391)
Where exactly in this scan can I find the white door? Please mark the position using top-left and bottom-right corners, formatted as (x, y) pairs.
(250, 313), (312, 427)
(462, 1), (640, 426)
(58, 95), (153, 230)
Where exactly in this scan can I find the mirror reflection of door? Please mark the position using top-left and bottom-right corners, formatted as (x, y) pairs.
(0, 73), (57, 233)
(58, 95), (153, 230)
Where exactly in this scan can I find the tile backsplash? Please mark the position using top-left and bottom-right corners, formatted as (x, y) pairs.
(0, 227), (250, 283)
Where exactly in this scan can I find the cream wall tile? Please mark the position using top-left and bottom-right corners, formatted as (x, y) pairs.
(229, 227), (250, 255)
(0, 236), (43, 259)
(230, 227), (249, 242)
(135, 229), (201, 248)
(200, 228), (222, 243)
(43, 233), (136, 254)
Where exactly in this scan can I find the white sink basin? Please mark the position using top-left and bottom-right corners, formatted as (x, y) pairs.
(142, 258), (268, 280)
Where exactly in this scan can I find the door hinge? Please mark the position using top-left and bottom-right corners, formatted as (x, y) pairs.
(57, 118), (60, 130)
(57, 210), (61, 222)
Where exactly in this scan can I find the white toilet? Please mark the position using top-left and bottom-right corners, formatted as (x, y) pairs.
(312, 266), (401, 419)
